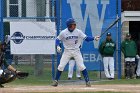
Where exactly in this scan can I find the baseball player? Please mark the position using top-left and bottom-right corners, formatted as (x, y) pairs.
(52, 18), (100, 87)
(121, 33), (137, 79)
(99, 32), (116, 80)
(0, 35), (28, 88)
(68, 58), (81, 80)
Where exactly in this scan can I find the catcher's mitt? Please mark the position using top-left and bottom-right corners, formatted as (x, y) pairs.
(16, 72), (29, 79)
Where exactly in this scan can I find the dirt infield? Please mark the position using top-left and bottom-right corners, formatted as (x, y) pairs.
(1, 84), (140, 93)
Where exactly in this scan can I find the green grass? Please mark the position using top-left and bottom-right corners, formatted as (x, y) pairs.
(7, 64), (140, 86)
(9, 64), (53, 85)
(9, 64), (99, 85)
(5, 64), (137, 93)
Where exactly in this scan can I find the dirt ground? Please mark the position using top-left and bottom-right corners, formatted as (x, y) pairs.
(1, 84), (140, 93)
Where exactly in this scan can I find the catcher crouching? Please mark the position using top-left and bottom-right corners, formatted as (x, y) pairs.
(0, 64), (29, 88)
(0, 35), (29, 88)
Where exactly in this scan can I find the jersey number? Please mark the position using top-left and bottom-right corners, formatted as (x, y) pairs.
(75, 40), (78, 44)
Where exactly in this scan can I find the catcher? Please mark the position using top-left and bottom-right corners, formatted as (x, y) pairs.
(0, 35), (28, 88)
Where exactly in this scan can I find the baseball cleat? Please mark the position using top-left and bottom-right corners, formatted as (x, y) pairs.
(86, 81), (91, 87)
(52, 80), (58, 87)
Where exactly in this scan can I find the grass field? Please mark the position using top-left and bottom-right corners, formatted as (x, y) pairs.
(9, 64), (100, 85)
(3, 64), (140, 93)
(9, 64), (140, 85)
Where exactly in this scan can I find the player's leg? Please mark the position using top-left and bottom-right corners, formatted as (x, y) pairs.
(74, 51), (90, 87)
(129, 62), (133, 78)
(103, 57), (110, 79)
(52, 51), (70, 87)
(125, 61), (130, 79)
(130, 61), (136, 79)
(68, 59), (75, 80)
(76, 65), (81, 80)
(0, 77), (5, 88)
(108, 57), (114, 79)
(0, 71), (16, 88)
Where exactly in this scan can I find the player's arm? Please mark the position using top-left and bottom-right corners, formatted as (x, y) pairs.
(4, 60), (28, 79)
(84, 36), (100, 42)
(56, 31), (64, 53)
(99, 41), (105, 55)
(56, 38), (61, 46)
(7, 65), (18, 73)
(56, 38), (62, 53)
(79, 29), (100, 41)
(134, 41), (137, 54)
(85, 36), (94, 42)
(3, 60), (19, 73)
(121, 41), (125, 54)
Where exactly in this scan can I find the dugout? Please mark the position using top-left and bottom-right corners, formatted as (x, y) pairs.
(121, 0), (140, 47)
(121, 11), (140, 48)
(121, 11), (140, 76)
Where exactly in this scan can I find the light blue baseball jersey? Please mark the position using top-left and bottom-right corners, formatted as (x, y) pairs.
(57, 28), (86, 50)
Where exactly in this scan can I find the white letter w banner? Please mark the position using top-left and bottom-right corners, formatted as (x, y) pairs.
(61, 0), (118, 70)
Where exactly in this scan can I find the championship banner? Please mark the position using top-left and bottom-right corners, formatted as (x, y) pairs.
(10, 22), (56, 54)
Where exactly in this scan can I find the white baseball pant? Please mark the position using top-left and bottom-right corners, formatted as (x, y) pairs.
(58, 49), (86, 71)
(68, 60), (81, 78)
(103, 57), (114, 78)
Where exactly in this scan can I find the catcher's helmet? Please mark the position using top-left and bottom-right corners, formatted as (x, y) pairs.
(66, 18), (76, 27)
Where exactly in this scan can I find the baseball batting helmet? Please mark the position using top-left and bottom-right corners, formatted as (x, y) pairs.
(66, 18), (76, 27)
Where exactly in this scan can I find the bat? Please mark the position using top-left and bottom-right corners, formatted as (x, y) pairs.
(100, 18), (120, 37)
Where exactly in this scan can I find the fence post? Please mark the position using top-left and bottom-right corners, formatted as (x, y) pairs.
(117, 0), (122, 79)
(56, 0), (60, 66)
(0, 0), (4, 41)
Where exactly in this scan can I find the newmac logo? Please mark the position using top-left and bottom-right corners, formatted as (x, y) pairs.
(11, 32), (55, 44)
(11, 32), (25, 44)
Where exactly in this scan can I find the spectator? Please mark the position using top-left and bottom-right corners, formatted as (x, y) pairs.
(121, 33), (137, 79)
(99, 32), (116, 80)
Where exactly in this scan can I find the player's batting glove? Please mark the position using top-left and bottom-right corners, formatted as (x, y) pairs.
(57, 46), (62, 53)
(94, 36), (100, 41)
